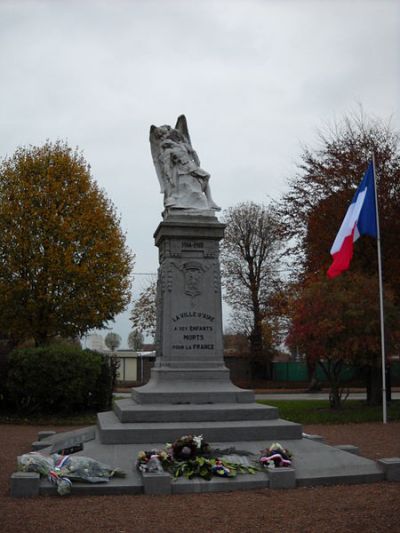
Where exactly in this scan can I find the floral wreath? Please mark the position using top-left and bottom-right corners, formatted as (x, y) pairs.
(136, 434), (258, 480)
(168, 434), (210, 460)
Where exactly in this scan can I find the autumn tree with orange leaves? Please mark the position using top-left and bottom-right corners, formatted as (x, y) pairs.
(0, 141), (134, 346)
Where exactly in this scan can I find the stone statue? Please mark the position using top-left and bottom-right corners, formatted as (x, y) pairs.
(150, 115), (220, 213)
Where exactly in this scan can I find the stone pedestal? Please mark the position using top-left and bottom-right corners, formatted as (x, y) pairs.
(132, 214), (253, 405)
(97, 213), (302, 444)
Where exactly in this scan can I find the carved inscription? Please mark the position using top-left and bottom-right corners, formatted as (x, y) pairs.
(171, 311), (215, 351)
(181, 240), (204, 250)
(172, 312), (215, 322)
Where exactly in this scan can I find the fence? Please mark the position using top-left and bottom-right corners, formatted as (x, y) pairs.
(272, 361), (400, 383)
(112, 351), (400, 386)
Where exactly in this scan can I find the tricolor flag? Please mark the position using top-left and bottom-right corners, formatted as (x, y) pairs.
(327, 162), (377, 278)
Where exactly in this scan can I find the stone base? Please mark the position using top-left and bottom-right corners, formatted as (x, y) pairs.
(31, 441), (52, 451)
(10, 472), (40, 498)
(267, 467), (296, 489)
(11, 430), (384, 498)
(142, 471), (172, 495)
(336, 444), (360, 455)
(114, 398), (278, 423)
(131, 368), (254, 404)
(38, 431), (56, 441)
(97, 410), (303, 444)
(378, 458), (400, 481)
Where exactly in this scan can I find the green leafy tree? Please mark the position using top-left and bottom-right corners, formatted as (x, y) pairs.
(0, 141), (134, 346)
(286, 272), (400, 408)
(104, 332), (122, 352)
(128, 330), (144, 351)
(220, 202), (282, 378)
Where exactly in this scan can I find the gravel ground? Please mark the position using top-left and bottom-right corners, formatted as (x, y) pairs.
(1, 422), (399, 533)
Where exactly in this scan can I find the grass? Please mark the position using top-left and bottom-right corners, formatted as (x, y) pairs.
(257, 399), (400, 424)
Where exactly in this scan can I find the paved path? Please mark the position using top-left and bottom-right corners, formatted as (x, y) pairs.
(255, 391), (400, 401)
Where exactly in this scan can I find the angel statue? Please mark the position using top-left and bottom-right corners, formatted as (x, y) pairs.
(150, 115), (220, 213)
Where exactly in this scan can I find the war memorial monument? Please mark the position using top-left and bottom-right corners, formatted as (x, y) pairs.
(12, 116), (396, 497)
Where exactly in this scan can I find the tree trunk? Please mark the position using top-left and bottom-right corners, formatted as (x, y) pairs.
(329, 384), (342, 409)
(249, 314), (271, 380)
(318, 359), (343, 409)
(306, 359), (321, 392)
(366, 365), (382, 406)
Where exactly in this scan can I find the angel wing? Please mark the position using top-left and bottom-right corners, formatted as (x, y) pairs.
(175, 115), (192, 146)
(149, 124), (165, 193)
(175, 115), (200, 166)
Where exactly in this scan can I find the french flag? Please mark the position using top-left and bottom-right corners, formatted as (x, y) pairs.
(327, 162), (377, 279)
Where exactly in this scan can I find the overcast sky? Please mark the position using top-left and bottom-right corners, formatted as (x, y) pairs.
(1, 0), (398, 347)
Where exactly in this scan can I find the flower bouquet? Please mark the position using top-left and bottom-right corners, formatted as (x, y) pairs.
(18, 452), (125, 496)
(53, 454), (126, 482)
(136, 450), (170, 473)
(259, 442), (292, 468)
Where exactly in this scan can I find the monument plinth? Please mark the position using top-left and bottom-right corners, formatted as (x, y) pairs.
(132, 214), (254, 404)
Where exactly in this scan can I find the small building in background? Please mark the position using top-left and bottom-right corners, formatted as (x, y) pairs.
(83, 335), (156, 386)
(113, 349), (156, 386)
(113, 349), (138, 382)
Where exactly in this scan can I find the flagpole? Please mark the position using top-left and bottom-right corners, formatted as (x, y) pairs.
(372, 153), (387, 424)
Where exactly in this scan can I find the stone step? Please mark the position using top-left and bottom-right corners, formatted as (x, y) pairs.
(144, 366), (234, 382)
(97, 410), (303, 444)
(114, 398), (279, 423)
(132, 389), (255, 404)
(132, 380), (255, 405)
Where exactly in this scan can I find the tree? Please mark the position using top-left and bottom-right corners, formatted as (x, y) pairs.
(220, 202), (282, 377)
(128, 330), (144, 351)
(0, 141), (134, 346)
(286, 272), (400, 408)
(130, 280), (157, 339)
(275, 112), (400, 299)
(275, 111), (400, 403)
(223, 330), (249, 355)
(104, 332), (122, 352)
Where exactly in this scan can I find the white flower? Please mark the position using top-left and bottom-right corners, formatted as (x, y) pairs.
(193, 435), (203, 449)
